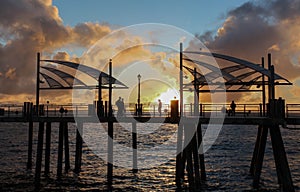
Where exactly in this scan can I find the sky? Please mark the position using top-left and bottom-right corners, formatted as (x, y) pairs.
(0, 0), (300, 105)
(52, 0), (249, 34)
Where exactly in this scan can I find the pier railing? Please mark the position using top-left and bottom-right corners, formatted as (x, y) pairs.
(0, 103), (171, 118)
(184, 103), (262, 117)
(1, 102), (300, 118)
(0, 104), (23, 117)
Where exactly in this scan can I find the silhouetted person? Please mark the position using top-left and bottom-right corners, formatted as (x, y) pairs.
(121, 98), (125, 116)
(115, 97), (123, 117)
(59, 106), (64, 117)
(158, 99), (162, 116)
(230, 101), (236, 116)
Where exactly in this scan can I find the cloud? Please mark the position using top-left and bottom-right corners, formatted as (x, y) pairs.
(0, 0), (112, 102)
(5, 68), (16, 80)
(199, 0), (300, 102)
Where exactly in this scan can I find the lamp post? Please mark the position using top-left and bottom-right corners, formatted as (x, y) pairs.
(137, 74), (141, 116)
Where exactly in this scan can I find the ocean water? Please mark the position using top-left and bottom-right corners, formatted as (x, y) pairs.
(0, 122), (299, 191)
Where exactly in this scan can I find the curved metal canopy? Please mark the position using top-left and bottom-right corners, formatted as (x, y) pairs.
(40, 60), (127, 89)
(182, 51), (291, 91)
(40, 72), (64, 88)
(41, 66), (87, 87)
(183, 51), (291, 83)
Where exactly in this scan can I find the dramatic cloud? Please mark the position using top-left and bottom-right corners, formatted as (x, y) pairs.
(199, 0), (300, 102)
(0, 0), (111, 102)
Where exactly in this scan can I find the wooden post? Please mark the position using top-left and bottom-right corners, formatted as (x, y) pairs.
(197, 123), (206, 181)
(98, 74), (102, 117)
(107, 121), (113, 186)
(250, 125), (262, 176)
(176, 123), (184, 187)
(191, 125), (200, 186)
(194, 68), (199, 116)
(270, 65), (275, 100)
(132, 122), (138, 173)
(176, 42), (184, 187)
(200, 103), (203, 116)
(34, 122), (44, 188)
(75, 121), (83, 174)
(57, 122), (64, 179)
(253, 126), (268, 188)
(44, 122), (51, 176)
(179, 43), (183, 118)
(107, 59), (114, 186)
(36, 52), (40, 117)
(64, 122), (70, 172)
(268, 53), (275, 100)
(261, 57), (266, 116)
(27, 121), (33, 169)
(270, 124), (295, 192)
(184, 123), (195, 188)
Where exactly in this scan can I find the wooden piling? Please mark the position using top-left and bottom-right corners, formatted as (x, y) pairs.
(74, 121), (83, 174)
(57, 122), (64, 179)
(250, 125), (262, 176)
(176, 42), (185, 187)
(132, 122), (138, 173)
(64, 122), (70, 172)
(107, 59), (113, 187)
(253, 126), (268, 188)
(270, 125), (295, 192)
(176, 123), (184, 187)
(107, 121), (113, 186)
(191, 125), (201, 186)
(44, 122), (51, 175)
(27, 121), (33, 169)
(34, 122), (44, 188)
(197, 123), (206, 181)
(184, 123), (195, 188)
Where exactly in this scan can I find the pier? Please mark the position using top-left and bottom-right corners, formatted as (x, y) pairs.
(0, 44), (299, 191)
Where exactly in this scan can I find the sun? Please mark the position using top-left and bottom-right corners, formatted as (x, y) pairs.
(155, 88), (179, 105)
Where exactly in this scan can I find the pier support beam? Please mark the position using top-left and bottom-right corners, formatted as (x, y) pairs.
(176, 123), (184, 187)
(27, 121), (33, 169)
(252, 126), (268, 188)
(197, 123), (206, 181)
(176, 42), (185, 188)
(270, 125), (294, 192)
(107, 121), (114, 186)
(191, 125), (200, 186)
(184, 123), (195, 188)
(44, 122), (51, 176)
(57, 122), (64, 179)
(107, 59), (114, 187)
(75, 122), (83, 174)
(250, 125), (261, 176)
(132, 122), (138, 173)
(34, 122), (45, 188)
(64, 122), (70, 173)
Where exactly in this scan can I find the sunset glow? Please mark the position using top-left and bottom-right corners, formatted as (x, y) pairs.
(154, 88), (179, 105)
